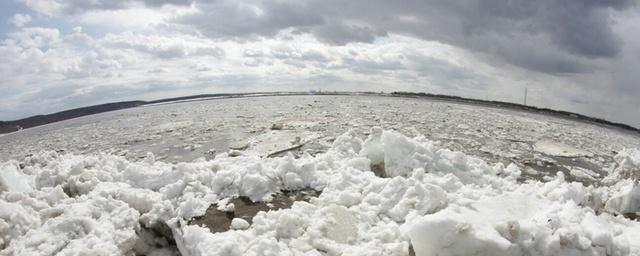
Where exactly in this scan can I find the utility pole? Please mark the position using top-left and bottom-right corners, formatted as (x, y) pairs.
(524, 87), (528, 106)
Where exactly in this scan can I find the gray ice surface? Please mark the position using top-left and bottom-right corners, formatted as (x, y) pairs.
(2, 95), (639, 185)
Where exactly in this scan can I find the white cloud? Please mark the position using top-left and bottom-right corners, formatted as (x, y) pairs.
(75, 8), (175, 31)
(19, 0), (62, 16)
(101, 32), (224, 58)
(7, 27), (61, 48)
(8, 14), (32, 27)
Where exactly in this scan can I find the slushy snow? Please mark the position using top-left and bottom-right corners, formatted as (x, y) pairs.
(1, 129), (640, 256)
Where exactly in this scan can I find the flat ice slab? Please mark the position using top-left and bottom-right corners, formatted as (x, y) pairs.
(534, 139), (593, 157)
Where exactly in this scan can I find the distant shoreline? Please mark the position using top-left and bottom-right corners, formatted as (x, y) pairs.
(1, 91), (638, 135)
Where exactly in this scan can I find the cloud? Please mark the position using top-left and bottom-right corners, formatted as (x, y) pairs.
(312, 22), (387, 45)
(8, 14), (32, 27)
(241, 44), (333, 68)
(7, 27), (61, 48)
(163, 0), (635, 75)
(20, 0), (635, 75)
(147, 67), (169, 73)
(189, 62), (211, 71)
(338, 56), (404, 74)
(407, 54), (489, 90)
(101, 32), (224, 59)
(173, 1), (324, 39)
(0, 28), (63, 86)
(19, 0), (193, 15)
(0, 26), (129, 117)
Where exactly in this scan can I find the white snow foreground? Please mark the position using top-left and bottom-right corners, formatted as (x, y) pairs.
(0, 129), (639, 256)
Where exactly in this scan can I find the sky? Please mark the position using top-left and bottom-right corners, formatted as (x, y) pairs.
(0, 0), (639, 127)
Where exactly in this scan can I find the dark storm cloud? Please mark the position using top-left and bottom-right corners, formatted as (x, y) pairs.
(169, 0), (634, 74)
(326, 0), (634, 73)
(174, 1), (324, 39)
(312, 23), (387, 45)
(318, 0), (632, 58)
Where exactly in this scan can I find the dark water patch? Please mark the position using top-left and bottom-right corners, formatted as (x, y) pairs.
(134, 220), (180, 256)
(371, 162), (386, 178)
(189, 189), (320, 233)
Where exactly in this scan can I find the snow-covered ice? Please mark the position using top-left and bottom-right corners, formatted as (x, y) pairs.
(2, 95), (638, 186)
(533, 139), (593, 158)
(2, 128), (640, 255)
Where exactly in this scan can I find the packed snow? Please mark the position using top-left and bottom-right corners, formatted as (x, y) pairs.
(2, 128), (640, 255)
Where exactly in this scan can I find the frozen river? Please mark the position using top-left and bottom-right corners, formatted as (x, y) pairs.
(2, 94), (639, 185)
(3, 94), (640, 255)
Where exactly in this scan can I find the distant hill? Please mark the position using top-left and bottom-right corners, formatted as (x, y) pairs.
(0, 101), (146, 134)
(0, 93), (245, 134)
(1, 91), (638, 135)
(390, 91), (640, 134)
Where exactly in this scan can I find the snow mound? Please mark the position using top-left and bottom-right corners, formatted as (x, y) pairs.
(0, 162), (33, 193)
(1, 195), (139, 255)
(607, 148), (640, 181)
(1, 129), (640, 255)
(408, 188), (633, 256)
(606, 182), (640, 216)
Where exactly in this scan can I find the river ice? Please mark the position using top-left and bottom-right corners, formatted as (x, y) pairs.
(1, 95), (640, 255)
